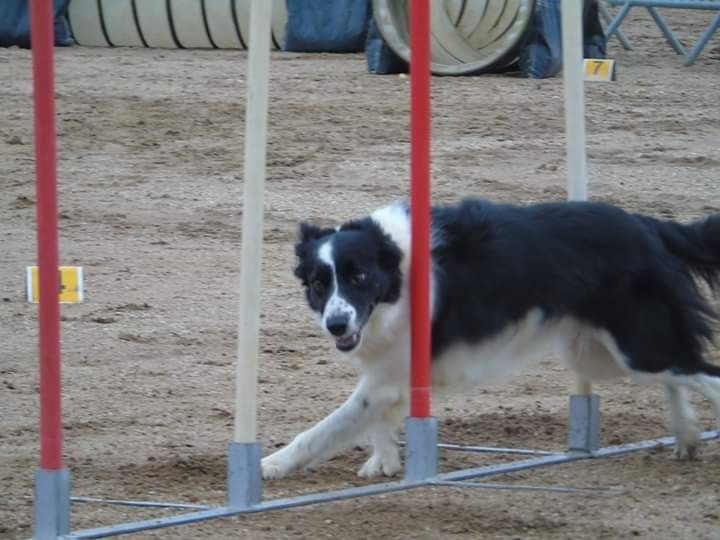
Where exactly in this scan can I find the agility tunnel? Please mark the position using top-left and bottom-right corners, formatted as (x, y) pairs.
(66, 0), (288, 49)
(373, 0), (535, 75)
(64, 0), (534, 74)
(60, 0), (608, 78)
(61, 0), (603, 77)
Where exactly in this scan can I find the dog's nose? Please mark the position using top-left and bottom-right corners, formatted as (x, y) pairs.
(326, 315), (348, 337)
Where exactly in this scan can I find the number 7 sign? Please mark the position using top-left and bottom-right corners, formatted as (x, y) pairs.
(583, 59), (617, 82)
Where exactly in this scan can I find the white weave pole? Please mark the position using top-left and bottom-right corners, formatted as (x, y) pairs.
(234, 0), (273, 443)
(561, 0), (591, 396)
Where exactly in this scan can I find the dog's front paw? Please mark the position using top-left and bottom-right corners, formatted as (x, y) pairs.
(357, 452), (402, 478)
(261, 454), (294, 480)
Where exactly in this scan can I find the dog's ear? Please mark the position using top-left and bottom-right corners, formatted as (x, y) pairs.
(298, 222), (327, 245)
(378, 235), (402, 272)
(294, 222), (332, 284)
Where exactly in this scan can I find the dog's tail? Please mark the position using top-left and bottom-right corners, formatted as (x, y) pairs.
(640, 213), (720, 289)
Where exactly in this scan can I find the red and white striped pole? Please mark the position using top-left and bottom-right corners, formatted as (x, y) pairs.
(405, 0), (437, 481)
(31, 0), (71, 537)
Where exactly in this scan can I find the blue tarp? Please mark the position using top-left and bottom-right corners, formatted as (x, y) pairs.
(284, 0), (372, 53)
(365, 18), (407, 75)
(520, 0), (607, 78)
(0, 0), (73, 48)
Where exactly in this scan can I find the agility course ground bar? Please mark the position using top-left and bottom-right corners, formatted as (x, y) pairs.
(63, 430), (718, 539)
(429, 481), (624, 496)
(434, 443), (559, 456)
(70, 497), (212, 511)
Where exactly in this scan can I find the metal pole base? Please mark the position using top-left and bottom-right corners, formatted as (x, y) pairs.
(227, 442), (262, 508)
(34, 467), (71, 540)
(567, 394), (601, 454)
(404, 416), (438, 481)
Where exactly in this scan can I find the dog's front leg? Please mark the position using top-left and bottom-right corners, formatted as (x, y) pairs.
(262, 381), (401, 480)
(357, 394), (406, 478)
(356, 419), (402, 478)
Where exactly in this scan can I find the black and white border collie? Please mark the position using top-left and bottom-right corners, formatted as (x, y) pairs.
(262, 198), (720, 479)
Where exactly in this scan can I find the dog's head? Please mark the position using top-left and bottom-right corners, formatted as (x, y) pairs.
(294, 217), (403, 353)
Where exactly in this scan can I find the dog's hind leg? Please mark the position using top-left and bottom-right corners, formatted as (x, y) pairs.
(660, 367), (720, 458)
(691, 372), (720, 433)
(582, 330), (710, 458)
(664, 384), (700, 460)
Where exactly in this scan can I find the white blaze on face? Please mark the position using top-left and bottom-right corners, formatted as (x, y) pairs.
(318, 240), (358, 336)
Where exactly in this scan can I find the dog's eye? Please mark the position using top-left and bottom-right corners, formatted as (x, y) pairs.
(350, 272), (367, 286)
(312, 280), (325, 295)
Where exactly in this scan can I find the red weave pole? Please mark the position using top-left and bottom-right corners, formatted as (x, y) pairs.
(31, 0), (63, 470)
(409, 0), (431, 418)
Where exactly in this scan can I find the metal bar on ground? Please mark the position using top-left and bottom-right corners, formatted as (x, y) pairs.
(592, 429), (719, 458)
(64, 480), (428, 539)
(437, 451), (584, 483)
(431, 480), (624, 496)
(61, 452), (605, 539)
(436, 430), (719, 483)
(65, 431), (718, 539)
(71, 497), (212, 510)
(436, 443), (560, 456)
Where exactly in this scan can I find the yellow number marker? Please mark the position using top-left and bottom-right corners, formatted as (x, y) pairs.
(583, 59), (616, 82)
(26, 266), (84, 303)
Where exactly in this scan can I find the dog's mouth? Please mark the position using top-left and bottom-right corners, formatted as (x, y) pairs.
(334, 332), (361, 352)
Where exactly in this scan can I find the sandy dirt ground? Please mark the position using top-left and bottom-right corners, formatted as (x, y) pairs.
(2, 8), (720, 540)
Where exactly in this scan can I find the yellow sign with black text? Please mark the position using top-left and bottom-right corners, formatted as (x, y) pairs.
(583, 59), (616, 82)
(26, 266), (84, 303)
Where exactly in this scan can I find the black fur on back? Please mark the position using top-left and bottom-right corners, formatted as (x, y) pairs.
(429, 199), (720, 375)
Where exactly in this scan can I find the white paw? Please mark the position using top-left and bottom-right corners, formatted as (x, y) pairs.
(261, 455), (293, 480)
(357, 452), (402, 478)
(673, 442), (699, 461)
(672, 428), (700, 460)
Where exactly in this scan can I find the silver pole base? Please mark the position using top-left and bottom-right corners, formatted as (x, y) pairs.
(227, 442), (262, 508)
(34, 467), (71, 540)
(567, 394), (601, 453)
(404, 416), (438, 481)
